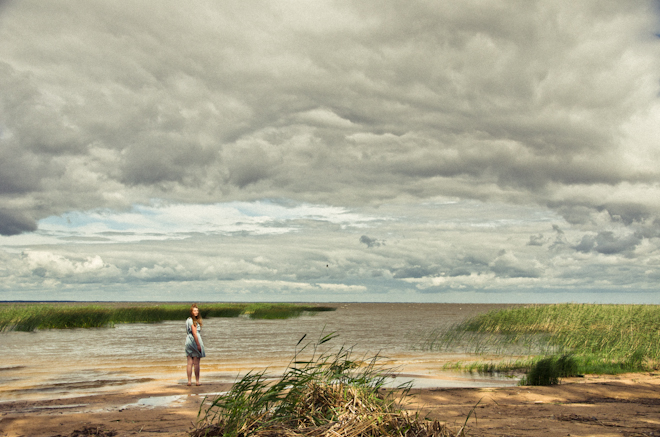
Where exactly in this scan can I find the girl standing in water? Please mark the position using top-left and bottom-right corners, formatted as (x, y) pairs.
(185, 303), (205, 386)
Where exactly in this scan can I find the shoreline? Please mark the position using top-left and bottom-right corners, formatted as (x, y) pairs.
(1, 373), (659, 436)
(0, 303), (518, 404)
(4, 303), (659, 435)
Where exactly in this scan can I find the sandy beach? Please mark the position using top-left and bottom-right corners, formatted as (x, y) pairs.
(1, 372), (659, 437)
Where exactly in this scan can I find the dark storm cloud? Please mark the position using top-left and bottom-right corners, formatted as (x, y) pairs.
(392, 265), (436, 279)
(572, 235), (596, 253)
(448, 268), (472, 277)
(554, 199), (657, 226)
(0, 0), (658, 240)
(0, 62), (70, 196)
(120, 139), (218, 186)
(554, 205), (596, 226)
(573, 231), (643, 255)
(490, 264), (542, 279)
(549, 224), (569, 248)
(527, 234), (545, 246)
(490, 250), (543, 278)
(0, 209), (37, 235)
(0, 145), (49, 194)
(599, 202), (654, 225)
(359, 235), (383, 248)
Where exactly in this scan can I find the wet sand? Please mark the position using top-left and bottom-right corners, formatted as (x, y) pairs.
(2, 373), (660, 436)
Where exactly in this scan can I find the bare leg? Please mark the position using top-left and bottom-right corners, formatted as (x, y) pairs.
(187, 356), (194, 386)
(194, 357), (201, 385)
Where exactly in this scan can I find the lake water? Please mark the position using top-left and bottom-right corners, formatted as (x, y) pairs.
(0, 303), (519, 402)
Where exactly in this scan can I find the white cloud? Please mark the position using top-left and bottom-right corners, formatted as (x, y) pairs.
(296, 109), (355, 128)
(0, 196), (656, 301)
(24, 252), (104, 275)
(20, 251), (120, 282)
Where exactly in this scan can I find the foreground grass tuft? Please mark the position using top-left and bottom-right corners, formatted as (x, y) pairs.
(192, 334), (460, 437)
(0, 303), (335, 332)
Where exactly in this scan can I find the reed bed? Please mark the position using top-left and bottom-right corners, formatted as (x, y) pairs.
(193, 334), (461, 437)
(0, 303), (335, 332)
(421, 303), (660, 379)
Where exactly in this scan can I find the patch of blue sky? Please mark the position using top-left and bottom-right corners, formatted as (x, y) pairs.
(1, 198), (557, 250)
(3, 200), (378, 246)
(231, 200), (282, 218)
(42, 211), (147, 235)
(230, 200), (370, 224)
(40, 211), (100, 228)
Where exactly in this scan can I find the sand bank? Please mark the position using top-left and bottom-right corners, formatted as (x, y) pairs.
(2, 373), (659, 436)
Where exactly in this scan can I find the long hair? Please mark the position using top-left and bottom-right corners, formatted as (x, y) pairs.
(190, 303), (203, 327)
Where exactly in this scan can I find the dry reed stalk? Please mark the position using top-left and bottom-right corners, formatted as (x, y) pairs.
(191, 382), (457, 437)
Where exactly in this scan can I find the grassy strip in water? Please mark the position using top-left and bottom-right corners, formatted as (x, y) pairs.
(441, 358), (536, 375)
(441, 352), (655, 380)
(0, 302), (335, 332)
(246, 303), (335, 320)
(424, 303), (660, 379)
(193, 333), (461, 437)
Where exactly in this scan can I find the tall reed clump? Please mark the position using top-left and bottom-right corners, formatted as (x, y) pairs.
(519, 355), (578, 386)
(0, 303), (335, 332)
(425, 303), (660, 381)
(193, 334), (459, 437)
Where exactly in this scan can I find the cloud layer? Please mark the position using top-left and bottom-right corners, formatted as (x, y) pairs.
(1, 198), (658, 302)
(0, 1), (659, 301)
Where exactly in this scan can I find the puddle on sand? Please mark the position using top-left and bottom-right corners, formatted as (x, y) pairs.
(386, 373), (519, 389)
(121, 374), (514, 411)
(120, 396), (181, 409)
(137, 395), (185, 407)
(123, 391), (231, 409)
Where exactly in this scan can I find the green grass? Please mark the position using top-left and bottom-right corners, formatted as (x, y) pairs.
(441, 358), (536, 374)
(193, 333), (458, 437)
(421, 303), (660, 383)
(244, 303), (335, 320)
(519, 355), (579, 386)
(0, 303), (336, 332)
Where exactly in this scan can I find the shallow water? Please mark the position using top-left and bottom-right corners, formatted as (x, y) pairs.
(0, 303), (517, 401)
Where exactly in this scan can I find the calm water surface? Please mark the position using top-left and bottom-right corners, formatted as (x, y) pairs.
(0, 303), (518, 401)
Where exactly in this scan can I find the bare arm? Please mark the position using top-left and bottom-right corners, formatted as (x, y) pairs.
(191, 322), (201, 352)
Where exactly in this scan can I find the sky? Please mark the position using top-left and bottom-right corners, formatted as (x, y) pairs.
(1, 1), (659, 303)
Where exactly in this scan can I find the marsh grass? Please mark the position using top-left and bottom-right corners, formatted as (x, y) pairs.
(519, 355), (578, 386)
(245, 304), (335, 320)
(441, 358), (536, 374)
(421, 304), (660, 381)
(193, 333), (459, 437)
(418, 329), (557, 357)
(0, 303), (335, 332)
